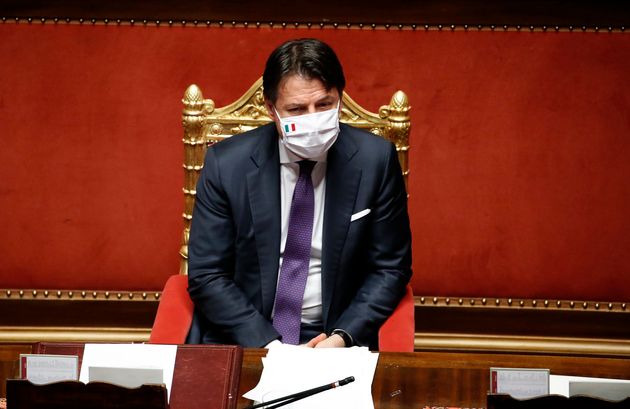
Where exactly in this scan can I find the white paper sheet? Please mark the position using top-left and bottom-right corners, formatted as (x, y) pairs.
(79, 344), (177, 401)
(550, 374), (630, 397)
(244, 345), (378, 409)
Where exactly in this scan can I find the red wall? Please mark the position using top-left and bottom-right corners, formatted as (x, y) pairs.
(1, 23), (629, 300)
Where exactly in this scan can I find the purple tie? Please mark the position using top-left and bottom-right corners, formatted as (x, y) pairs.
(273, 160), (316, 345)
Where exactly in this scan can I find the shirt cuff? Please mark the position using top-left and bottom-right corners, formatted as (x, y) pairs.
(330, 329), (354, 347)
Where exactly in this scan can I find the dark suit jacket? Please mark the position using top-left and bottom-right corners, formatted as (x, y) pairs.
(187, 123), (412, 349)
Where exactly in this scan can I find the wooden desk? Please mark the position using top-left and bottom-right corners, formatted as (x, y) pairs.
(2, 344), (630, 408)
(237, 349), (630, 408)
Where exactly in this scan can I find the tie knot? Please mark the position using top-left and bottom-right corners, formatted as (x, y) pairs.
(298, 160), (316, 176)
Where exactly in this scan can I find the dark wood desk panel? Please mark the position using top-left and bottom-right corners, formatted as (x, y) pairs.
(0, 345), (32, 398)
(238, 350), (630, 408)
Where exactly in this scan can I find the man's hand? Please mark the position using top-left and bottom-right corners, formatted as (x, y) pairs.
(303, 333), (328, 348)
(314, 334), (345, 348)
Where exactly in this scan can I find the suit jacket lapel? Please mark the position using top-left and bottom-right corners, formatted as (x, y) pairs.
(321, 127), (361, 326)
(247, 127), (281, 318)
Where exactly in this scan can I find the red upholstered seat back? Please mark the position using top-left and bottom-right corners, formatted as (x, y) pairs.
(149, 275), (194, 344)
(378, 285), (415, 352)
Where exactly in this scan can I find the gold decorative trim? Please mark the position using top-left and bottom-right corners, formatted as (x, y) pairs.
(0, 326), (150, 343)
(0, 289), (160, 301)
(1, 17), (627, 33)
(2, 289), (627, 312)
(414, 295), (629, 312)
(414, 333), (630, 357)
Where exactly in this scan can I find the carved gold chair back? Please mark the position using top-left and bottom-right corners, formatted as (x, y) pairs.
(179, 78), (411, 274)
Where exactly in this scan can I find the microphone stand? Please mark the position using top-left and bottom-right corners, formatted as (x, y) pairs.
(244, 376), (355, 409)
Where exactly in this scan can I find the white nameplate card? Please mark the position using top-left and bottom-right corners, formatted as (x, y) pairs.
(89, 366), (163, 388)
(19, 354), (79, 385)
(490, 367), (549, 399)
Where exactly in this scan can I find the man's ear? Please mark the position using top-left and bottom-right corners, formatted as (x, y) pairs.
(265, 99), (284, 138)
(264, 99), (276, 120)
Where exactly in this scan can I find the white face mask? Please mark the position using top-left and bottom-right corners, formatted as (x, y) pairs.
(275, 103), (340, 159)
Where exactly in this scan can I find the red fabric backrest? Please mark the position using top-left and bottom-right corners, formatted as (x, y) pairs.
(149, 275), (194, 344)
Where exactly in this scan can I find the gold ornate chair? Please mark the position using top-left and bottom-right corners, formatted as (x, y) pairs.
(179, 77), (411, 274)
(150, 78), (413, 351)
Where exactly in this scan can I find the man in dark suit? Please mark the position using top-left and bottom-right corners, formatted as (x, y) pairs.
(187, 38), (412, 349)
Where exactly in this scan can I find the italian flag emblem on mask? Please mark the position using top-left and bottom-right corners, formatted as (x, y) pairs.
(284, 123), (296, 133)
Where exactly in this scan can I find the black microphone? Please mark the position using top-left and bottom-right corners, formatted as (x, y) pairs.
(244, 376), (355, 409)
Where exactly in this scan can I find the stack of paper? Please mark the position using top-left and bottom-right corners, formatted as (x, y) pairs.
(244, 345), (378, 409)
(79, 344), (177, 401)
(550, 374), (630, 399)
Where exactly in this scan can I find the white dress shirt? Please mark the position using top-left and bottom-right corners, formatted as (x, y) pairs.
(275, 141), (327, 326)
